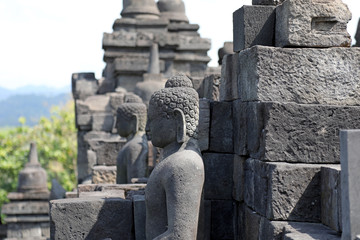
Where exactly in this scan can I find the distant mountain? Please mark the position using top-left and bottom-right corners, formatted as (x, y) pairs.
(0, 86), (12, 101)
(0, 85), (71, 101)
(0, 93), (72, 127)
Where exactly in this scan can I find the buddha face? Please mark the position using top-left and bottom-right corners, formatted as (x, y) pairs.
(147, 103), (177, 148)
(116, 113), (136, 138)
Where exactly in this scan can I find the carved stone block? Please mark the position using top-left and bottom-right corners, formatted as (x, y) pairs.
(245, 159), (323, 222)
(203, 153), (234, 200)
(92, 166), (117, 184)
(209, 101), (233, 153)
(233, 5), (275, 52)
(276, 0), (352, 47)
(321, 165), (342, 232)
(238, 46), (360, 105)
(219, 54), (239, 101)
(50, 198), (134, 240)
(239, 101), (360, 163)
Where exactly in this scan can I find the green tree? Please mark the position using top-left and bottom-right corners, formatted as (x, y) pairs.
(0, 101), (77, 222)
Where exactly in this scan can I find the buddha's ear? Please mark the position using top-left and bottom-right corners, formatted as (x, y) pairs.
(133, 114), (139, 132)
(174, 108), (186, 143)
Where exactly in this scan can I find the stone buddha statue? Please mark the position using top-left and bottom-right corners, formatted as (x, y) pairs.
(145, 73), (204, 239)
(116, 102), (149, 184)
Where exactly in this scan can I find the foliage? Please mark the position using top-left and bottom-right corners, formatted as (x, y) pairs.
(0, 101), (77, 223)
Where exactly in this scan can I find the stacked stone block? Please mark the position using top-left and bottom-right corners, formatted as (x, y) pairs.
(102, 3), (211, 93)
(1, 143), (50, 240)
(50, 184), (146, 239)
(73, 72), (131, 184)
(197, 0), (358, 239)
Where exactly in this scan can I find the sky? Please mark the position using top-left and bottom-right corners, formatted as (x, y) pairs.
(0, 0), (359, 90)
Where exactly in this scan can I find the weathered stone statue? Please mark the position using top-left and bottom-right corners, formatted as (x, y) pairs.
(145, 73), (204, 239)
(116, 102), (148, 184)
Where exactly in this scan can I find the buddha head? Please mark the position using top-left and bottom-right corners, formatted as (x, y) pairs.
(147, 73), (199, 148)
(116, 102), (147, 138)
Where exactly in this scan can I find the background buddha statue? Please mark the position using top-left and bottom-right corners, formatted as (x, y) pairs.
(145, 73), (204, 240)
(116, 102), (148, 184)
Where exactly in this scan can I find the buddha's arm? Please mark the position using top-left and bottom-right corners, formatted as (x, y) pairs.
(154, 158), (204, 240)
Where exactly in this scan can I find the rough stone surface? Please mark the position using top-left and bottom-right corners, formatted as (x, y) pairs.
(233, 155), (245, 202)
(199, 74), (220, 101)
(276, 0), (352, 47)
(233, 5), (275, 52)
(133, 195), (146, 240)
(7, 222), (49, 239)
(244, 207), (288, 240)
(50, 198), (134, 240)
(91, 113), (114, 132)
(340, 130), (360, 240)
(209, 101), (233, 153)
(232, 100), (247, 156)
(252, 0), (285, 5)
(88, 139), (126, 166)
(92, 166), (117, 184)
(198, 99), (210, 151)
(2, 201), (49, 215)
(244, 159), (322, 222)
(321, 165), (342, 232)
(238, 46), (360, 105)
(218, 41), (233, 65)
(283, 222), (341, 240)
(239, 101), (360, 163)
(72, 72), (98, 101)
(203, 153), (234, 200)
(219, 54), (239, 101)
(211, 200), (235, 240)
(50, 179), (66, 200)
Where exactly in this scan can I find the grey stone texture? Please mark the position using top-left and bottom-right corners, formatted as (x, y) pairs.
(92, 166), (117, 184)
(211, 200), (235, 240)
(232, 99), (247, 156)
(233, 155), (246, 202)
(218, 41), (233, 65)
(203, 153), (234, 200)
(50, 198), (134, 240)
(236, 101), (360, 163)
(209, 101), (233, 153)
(233, 5), (275, 52)
(244, 207), (289, 240)
(2, 201), (49, 215)
(157, 0), (189, 23)
(6, 222), (50, 239)
(17, 143), (49, 194)
(88, 138), (126, 166)
(133, 195), (146, 240)
(356, 18), (360, 47)
(321, 165), (342, 232)
(121, 0), (160, 19)
(198, 99), (210, 151)
(198, 74), (220, 101)
(2, 143), (51, 240)
(219, 54), (239, 101)
(252, 0), (285, 5)
(72, 72), (98, 101)
(275, 0), (352, 47)
(238, 46), (360, 105)
(245, 159), (323, 222)
(340, 130), (360, 240)
(283, 222), (341, 240)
